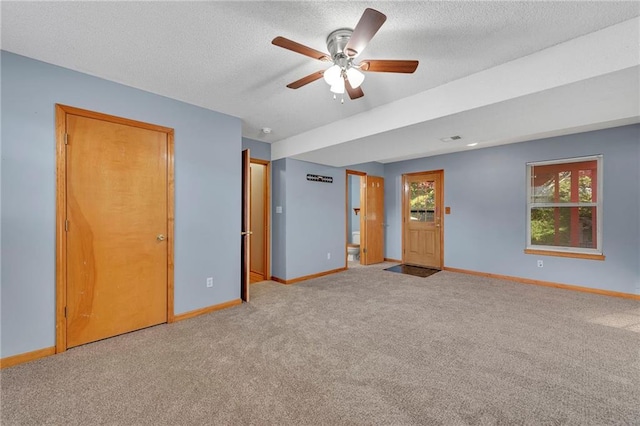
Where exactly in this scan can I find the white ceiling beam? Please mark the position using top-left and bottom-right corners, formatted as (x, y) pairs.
(271, 17), (640, 161)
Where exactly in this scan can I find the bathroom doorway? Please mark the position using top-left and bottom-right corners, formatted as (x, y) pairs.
(345, 170), (365, 268)
(250, 159), (270, 283)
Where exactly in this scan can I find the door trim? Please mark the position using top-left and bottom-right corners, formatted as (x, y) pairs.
(345, 170), (366, 268)
(401, 169), (444, 269)
(250, 158), (271, 281)
(55, 104), (175, 353)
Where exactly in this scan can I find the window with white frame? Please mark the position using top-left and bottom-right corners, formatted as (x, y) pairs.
(526, 155), (603, 257)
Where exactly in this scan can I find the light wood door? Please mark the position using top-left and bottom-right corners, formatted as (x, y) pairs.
(249, 160), (269, 283)
(241, 149), (250, 302)
(403, 171), (443, 269)
(66, 114), (169, 348)
(362, 175), (385, 265)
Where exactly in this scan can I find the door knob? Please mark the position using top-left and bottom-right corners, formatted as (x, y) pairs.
(157, 234), (166, 241)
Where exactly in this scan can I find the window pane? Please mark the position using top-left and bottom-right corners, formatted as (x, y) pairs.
(410, 181), (435, 222)
(530, 206), (596, 248)
(531, 160), (597, 203)
(578, 169), (595, 203)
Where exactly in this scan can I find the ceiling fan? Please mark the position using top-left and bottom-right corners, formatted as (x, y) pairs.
(272, 8), (419, 101)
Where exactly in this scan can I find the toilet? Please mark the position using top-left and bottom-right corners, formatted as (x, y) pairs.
(347, 231), (360, 261)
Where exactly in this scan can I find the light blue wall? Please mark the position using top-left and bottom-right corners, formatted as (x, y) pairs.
(1, 51), (242, 358)
(271, 159), (383, 280)
(271, 158), (345, 280)
(384, 125), (640, 295)
(242, 137), (270, 161)
(271, 159), (287, 279)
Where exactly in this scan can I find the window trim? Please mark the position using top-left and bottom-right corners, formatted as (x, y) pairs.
(525, 155), (603, 259)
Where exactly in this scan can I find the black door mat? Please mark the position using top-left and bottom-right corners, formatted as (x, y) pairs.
(384, 264), (440, 278)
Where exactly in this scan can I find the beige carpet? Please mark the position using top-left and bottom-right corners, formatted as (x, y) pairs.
(2, 263), (639, 425)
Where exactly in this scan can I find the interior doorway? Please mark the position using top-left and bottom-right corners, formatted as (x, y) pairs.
(345, 171), (385, 267)
(249, 159), (270, 283)
(241, 150), (250, 302)
(345, 170), (365, 267)
(402, 170), (444, 269)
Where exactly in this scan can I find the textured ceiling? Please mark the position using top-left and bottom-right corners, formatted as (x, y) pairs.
(2, 1), (639, 165)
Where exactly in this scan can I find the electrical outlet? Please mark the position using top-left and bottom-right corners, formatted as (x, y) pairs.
(206, 277), (213, 287)
(537, 260), (543, 268)
(327, 252), (331, 260)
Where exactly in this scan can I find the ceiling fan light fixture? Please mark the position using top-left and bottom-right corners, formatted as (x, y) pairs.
(346, 67), (365, 88)
(330, 77), (345, 94)
(323, 64), (341, 86)
(273, 8), (418, 102)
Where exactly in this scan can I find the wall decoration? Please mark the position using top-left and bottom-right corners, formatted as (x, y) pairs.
(307, 174), (333, 183)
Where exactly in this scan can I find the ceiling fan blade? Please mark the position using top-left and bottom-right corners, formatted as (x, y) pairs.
(360, 60), (419, 73)
(272, 36), (330, 61)
(344, 8), (387, 57)
(345, 77), (364, 100)
(286, 71), (325, 89)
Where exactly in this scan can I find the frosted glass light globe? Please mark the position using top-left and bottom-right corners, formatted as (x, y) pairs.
(323, 65), (341, 86)
(330, 77), (345, 94)
(346, 67), (365, 89)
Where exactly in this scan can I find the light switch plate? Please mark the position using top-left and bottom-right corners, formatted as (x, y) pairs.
(276, 206), (282, 214)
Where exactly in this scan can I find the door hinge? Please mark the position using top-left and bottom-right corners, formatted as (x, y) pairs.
(64, 133), (69, 145)
(65, 220), (69, 232)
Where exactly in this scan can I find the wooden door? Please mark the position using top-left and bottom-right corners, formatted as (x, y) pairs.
(362, 175), (385, 265)
(65, 111), (170, 349)
(249, 160), (270, 283)
(402, 171), (443, 269)
(241, 149), (250, 302)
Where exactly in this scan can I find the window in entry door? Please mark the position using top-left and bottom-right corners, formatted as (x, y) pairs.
(410, 180), (435, 222)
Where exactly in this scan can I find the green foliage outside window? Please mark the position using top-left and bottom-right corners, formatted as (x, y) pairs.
(531, 171), (594, 248)
(409, 181), (435, 221)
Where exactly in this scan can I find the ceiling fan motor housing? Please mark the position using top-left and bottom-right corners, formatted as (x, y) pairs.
(326, 28), (354, 68)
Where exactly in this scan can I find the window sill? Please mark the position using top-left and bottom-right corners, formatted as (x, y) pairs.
(524, 248), (605, 261)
